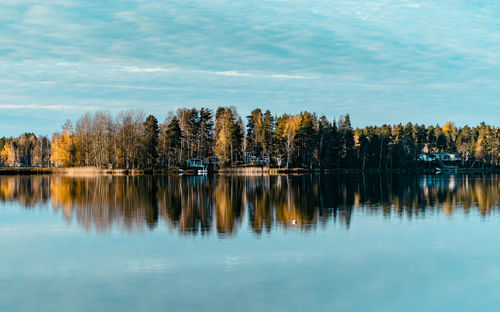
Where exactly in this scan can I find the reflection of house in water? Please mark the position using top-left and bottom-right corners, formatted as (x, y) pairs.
(420, 175), (458, 195)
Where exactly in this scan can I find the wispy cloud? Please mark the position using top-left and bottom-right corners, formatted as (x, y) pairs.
(118, 66), (175, 73)
(213, 70), (316, 79)
(0, 104), (80, 110)
(214, 71), (251, 77)
(117, 67), (317, 79)
(268, 74), (317, 79)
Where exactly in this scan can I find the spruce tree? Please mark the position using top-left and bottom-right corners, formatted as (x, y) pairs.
(144, 115), (159, 169)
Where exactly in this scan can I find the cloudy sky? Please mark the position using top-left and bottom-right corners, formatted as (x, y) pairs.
(1, 0), (499, 136)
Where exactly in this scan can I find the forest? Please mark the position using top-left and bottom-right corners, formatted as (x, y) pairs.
(0, 107), (499, 170)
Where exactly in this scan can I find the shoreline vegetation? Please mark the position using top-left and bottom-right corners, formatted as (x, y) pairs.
(1, 107), (499, 173)
(0, 166), (498, 176)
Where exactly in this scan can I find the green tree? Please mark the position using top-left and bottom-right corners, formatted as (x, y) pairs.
(163, 116), (182, 167)
(246, 108), (263, 155)
(198, 108), (214, 159)
(294, 112), (316, 168)
(338, 114), (354, 167)
(144, 115), (160, 168)
(261, 110), (274, 163)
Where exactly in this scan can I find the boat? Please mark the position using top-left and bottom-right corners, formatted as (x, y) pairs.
(198, 168), (208, 175)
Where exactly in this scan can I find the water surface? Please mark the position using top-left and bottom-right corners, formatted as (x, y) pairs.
(0, 174), (499, 311)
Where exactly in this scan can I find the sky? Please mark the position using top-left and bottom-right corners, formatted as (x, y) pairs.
(0, 0), (499, 136)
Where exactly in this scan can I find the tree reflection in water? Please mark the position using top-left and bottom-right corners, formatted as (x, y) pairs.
(0, 174), (498, 234)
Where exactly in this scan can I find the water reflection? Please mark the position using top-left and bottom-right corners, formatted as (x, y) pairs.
(0, 174), (499, 234)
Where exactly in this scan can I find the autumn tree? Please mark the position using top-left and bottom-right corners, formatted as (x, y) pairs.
(215, 107), (243, 166)
(116, 110), (145, 169)
(178, 108), (199, 161)
(274, 114), (291, 168)
(50, 120), (74, 167)
(4, 107), (496, 171)
(89, 112), (115, 168)
(73, 113), (92, 166)
(1, 141), (17, 167)
(32, 136), (51, 167)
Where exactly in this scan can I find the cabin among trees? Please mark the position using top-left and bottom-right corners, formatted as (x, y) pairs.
(1, 109), (499, 170)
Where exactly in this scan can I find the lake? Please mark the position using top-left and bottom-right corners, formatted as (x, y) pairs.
(0, 174), (499, 311)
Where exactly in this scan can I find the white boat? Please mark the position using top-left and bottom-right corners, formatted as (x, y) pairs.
(198, 168), (208, 175)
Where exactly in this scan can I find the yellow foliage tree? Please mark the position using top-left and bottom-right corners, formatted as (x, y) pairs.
(50, 131), (73, 167)
(442, 121), (455, 133)
(215, 108), (242, 166)
(1, 143), (16, 167)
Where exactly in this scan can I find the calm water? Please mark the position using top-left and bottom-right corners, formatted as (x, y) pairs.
(1, 174), (499, 311)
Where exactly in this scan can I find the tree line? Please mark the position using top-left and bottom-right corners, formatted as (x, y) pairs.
(1, 107), (499, 169)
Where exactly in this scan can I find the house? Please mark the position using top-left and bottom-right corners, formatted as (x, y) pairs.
(186, 158), (205, 168)
(245, 151), (269, 165)
(417, 153), (461, 162)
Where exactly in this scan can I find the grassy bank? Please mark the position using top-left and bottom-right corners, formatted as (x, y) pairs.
(0, 167), (140, 176)
(0, 167), (54, 175)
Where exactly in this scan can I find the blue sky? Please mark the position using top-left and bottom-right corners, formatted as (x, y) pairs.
(0, 0), (499, 136)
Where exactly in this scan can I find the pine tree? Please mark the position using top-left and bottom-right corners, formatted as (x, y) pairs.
(144, 115), (160, 169)
(164, 116), (182, 166)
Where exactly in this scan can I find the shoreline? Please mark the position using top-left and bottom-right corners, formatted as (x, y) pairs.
(0, 166), (498, 176)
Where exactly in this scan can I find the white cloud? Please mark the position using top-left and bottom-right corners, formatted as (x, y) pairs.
(214, 71), (251, 77)
(212, 70), (317, 79)
(117, 66), (317, 79)
(119, 66), (174, 73)
(269, 74), (317, 79)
